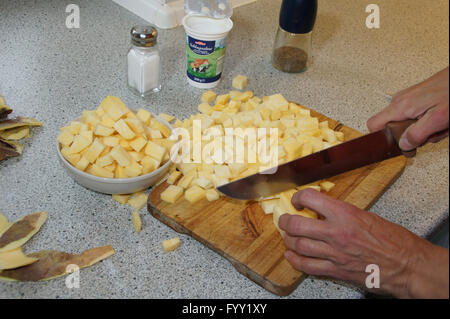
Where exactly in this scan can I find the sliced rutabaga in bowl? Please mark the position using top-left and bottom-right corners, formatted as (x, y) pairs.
(57, 96), (176, 179)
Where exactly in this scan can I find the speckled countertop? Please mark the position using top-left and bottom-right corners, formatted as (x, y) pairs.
(0, 0), (448, 299)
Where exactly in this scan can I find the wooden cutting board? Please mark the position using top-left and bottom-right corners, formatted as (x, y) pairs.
(147, 104), (407, 296)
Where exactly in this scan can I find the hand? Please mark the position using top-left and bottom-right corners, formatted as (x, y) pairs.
(367, 67), (449, 151)
(278, 189), (449, 298)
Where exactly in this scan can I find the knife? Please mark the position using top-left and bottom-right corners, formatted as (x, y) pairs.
(217, 120), (417, 200)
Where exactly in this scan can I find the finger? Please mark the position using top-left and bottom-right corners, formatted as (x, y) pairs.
(399, 104), (449, 150)
(279, 214), (330, 241)
(291, 189), (358, 221)
(284, 250), (338, 277)
(367, 87), (441, 133)
(427, 129), (449, 144)
(284, 235), (337, 261)
(367, 105), (407, 132)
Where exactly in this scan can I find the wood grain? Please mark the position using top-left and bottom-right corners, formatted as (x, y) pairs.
(147, 103), (407, 296)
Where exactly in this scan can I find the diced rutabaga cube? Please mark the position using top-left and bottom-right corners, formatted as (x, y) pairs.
(104, 163), (116, 172)
(129, 151), (144, 162)
(103, 136), (120, 147)
(289, 103), (302, 114)
(129, 136), (147, 153)
(115, 165), (127, 179)
(87, 164), (114, 178)
(266, 94), (289, 110)
(177, 170), (197, 189)
(167, 171), (182, 185)
(100, 96), (128, 121)
(173, 119), (183, 128)
(63, 152), (81, 166)
(260, 199), (279, 215)
(101, 114), (116, 128)
(141, 156), (160, 174)
(82, 111), (101, 127)
(119, 138), (133, 151)
(198, 103), (213, 115)
(151, 119), (172, 138)
(159, 113), (175, 123)
(114, 119), (136, 140)
(94, 124), (115, 137)
(211, 174), (229, 188)
(297, 108), (311, 118)
(216, 94), (230, 105)
(193, 176), (213, 189)
(112, 194), (131, 205)
(230, 90), (243, 100)
(335, 131), (345, 142)
(319, 121), (329, 129)
(75, 156), (90, 171)
(214, 165), (232, 179)
(126, 111), (138, 120)
(144, 141), (166, 162)
(232, 75), (248, 90)
(222, 118), (233, 128)
(127, 192), (148, 210)
(321, 128), (337, 143)
(132, 211), (142, 233)
(201, 91), (217, 103)
(237, 91), (254, 103)
(297, 117), (319, 131)
(149, 129), (162, 139)
(177, 163), (197, 176)
(296, 183), (320, 191)
(283, 139), (302, 158)
(110, 145), (132, 167)
(84, 138), (106, 163)
(301, 143), (313, 157)
(96, 154), (114, 167)
(125, 118), (144, 135)
(68, 135), (92, 154)
(185, 185), (206, 204)
(162, 237), (181, 252)
(320, 181), (336, 192)
(136, 109), (152, 124)
(229, 163), (247, 176)
(206, 189), (220, 202)
(96, 106), (105, 117)
(161, 185), (184, 204)
(124, 160), (143, 177)
(58, 130), (74, 147)
(69, 121), (83, 135)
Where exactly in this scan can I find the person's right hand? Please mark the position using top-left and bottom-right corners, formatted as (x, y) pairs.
(367, 67), (449, 151)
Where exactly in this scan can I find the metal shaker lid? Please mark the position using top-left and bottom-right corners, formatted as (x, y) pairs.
(131, 26), (158, 47)
(279, 0), (318, 34)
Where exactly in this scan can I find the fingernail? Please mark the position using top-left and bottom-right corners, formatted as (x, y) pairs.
(399, 136), (415, 151)
(284, 251), (292, 259)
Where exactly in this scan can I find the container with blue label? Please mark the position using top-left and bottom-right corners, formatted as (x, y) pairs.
(182, 14), (233, 89)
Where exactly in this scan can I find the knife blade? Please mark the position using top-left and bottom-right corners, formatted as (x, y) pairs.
(217, 120), (416, 200)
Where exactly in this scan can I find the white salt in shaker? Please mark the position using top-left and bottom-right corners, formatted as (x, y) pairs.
(127, 26), (161, 97)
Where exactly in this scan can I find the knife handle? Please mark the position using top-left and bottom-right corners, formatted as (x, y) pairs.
(386, 119), (418, 158)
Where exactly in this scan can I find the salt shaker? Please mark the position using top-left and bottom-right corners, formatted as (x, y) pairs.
(127, 26), (161, 97)
(272, 0), (318, 73)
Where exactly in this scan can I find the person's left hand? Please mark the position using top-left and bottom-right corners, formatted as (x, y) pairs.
(278, 189), (449, 298)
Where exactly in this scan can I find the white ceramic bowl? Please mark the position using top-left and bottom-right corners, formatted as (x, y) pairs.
(57, 116), (173, 195)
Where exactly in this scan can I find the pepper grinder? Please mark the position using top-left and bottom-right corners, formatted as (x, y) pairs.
(272, 0), (318, 73)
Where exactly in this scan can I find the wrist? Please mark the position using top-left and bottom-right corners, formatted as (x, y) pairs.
(404, 240), (449, 299)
